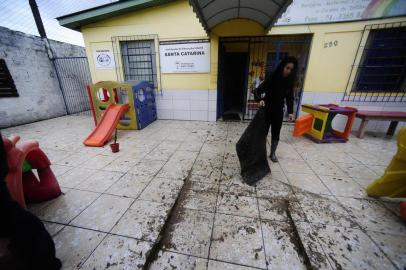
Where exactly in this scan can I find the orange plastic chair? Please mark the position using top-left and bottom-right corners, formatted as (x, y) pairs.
(293, 114), (314, 137)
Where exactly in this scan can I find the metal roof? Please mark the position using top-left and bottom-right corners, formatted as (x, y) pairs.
(57, 0), (292, 32)
(188, 0), (292, 32)
(57, 0), (176, 30)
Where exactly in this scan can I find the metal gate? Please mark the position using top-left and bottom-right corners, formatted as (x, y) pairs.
(53, 57), (92, 114)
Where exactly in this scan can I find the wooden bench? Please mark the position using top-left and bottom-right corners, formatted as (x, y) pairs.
(356, 111), (406, 138)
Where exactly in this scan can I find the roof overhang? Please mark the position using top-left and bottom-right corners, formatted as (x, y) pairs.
(57, 0), (176, 31)
(189, 0), (292, 32)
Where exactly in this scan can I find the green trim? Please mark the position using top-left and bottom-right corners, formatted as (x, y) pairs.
(57, 0), (176, 31)
(313, 118), (324, 132)
(22, 160), (32, 173)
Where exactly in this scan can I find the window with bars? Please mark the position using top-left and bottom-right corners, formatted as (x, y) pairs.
(353, 27), (406, 93)
(120, 40), (157, 87)
(0, 59), (18, 97)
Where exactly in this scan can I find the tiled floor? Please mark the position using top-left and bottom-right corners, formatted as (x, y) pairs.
(3, 114), (405, 270)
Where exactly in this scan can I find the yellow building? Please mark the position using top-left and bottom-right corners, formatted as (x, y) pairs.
(57, 0), (406, 131)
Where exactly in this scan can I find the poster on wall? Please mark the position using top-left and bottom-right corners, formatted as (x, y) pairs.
(276, 0), (406, 25)
(159, 40), (210, 73)
(93, 49), (116, 69)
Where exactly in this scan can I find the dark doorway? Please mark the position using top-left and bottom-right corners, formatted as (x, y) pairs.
(217, 35), (312, 121)
(221, 52), (248, 120)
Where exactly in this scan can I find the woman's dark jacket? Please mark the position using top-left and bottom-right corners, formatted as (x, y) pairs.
(254, 74), (294, 115)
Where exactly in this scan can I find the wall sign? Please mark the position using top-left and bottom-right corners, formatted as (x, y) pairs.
(159, 40), (210, 73)
(94, 49), (116, 69)
(277, 0), (406, 25)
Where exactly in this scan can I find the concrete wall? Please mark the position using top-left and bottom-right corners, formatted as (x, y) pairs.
(0, 26), (86, 128)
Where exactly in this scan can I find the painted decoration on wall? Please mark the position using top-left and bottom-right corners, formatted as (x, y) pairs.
(277, 0), (406, 25)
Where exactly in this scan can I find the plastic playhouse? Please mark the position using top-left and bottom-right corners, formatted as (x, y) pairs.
(84, 81), (157, 147)
(3, 135), (61, 208)
(293, 104), (358, 143)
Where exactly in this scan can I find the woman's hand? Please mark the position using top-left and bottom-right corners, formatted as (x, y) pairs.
(288, 114), (295, 122)
(259, 100), (265, 107)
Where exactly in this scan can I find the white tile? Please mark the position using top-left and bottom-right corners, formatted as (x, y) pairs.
(164, 210), (214, 258)
(53, 226), (106, 269)
(154, 94), (163, 101)
(208, 90), (217, 101)
(173, 99), (190, 110)
(190, 100), (208, 111)
(151, 251), (207, 270)
(356, 105), (383, 111)
(70, 194), (133, 232)
(388, 104), (406, 111)
(158, 90), (173, 99)
(300, 92), (315, 104)
(335, 92), (344, 103)
(173, 110), (191, 120)
(80, 235), (153, 270)
(340, 101), (359, 107)
(191, 110), (208, 121)
(156, 99), (173, 110)
(190, 90), (209, 100)
(383, 102), (406, 109)
(208, 111), (217, 122)
(209, 100), (217, 112)
(171, 90), (190, 99)
(157, 109), (173, 119)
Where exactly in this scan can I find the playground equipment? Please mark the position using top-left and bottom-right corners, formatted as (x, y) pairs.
(367, 127), (406, 198)
(3, 135), (61, 208)
(293, 104), (358, 143)
(84, 81), (157, 147)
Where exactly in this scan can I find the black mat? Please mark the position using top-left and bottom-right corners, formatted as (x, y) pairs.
(222, 113), (241, 121)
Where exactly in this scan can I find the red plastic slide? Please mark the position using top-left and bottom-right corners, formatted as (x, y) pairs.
(83, 103), (130, 147)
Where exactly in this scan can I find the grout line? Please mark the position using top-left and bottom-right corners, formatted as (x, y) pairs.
(206, 122), (229, 266)
(255, 186), (270, 269)
(160, 249), (267, 270)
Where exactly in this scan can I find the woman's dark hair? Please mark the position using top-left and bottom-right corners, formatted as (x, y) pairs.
(272, 56), (298, 89)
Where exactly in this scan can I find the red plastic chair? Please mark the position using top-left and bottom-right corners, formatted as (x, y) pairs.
(3, 136), (61, 208)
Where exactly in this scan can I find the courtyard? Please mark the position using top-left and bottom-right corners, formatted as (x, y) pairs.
(2, 114), (405, 270)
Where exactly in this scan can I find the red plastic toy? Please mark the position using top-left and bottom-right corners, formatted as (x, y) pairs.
(3, 135), (61, 208)
(401, 202), (406, 222)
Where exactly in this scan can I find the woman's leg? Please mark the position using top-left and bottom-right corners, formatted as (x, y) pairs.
(269, 114), (283, 162)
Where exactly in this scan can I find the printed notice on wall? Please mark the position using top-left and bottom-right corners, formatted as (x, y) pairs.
(276, 0), (406, 25)
(159, 40), (210, 73)
(94, 49), (116, 69)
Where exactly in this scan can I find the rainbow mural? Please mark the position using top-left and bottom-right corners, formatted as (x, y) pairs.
(277, 0), (406, 26)
(362, 0), (406, 19)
